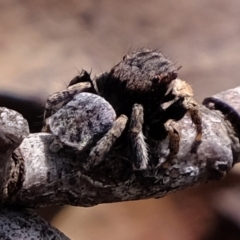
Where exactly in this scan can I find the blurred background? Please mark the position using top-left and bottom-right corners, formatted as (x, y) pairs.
(1, 0), (240, 239)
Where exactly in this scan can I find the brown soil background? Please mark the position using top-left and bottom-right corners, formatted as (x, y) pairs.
(1, 1), (240, 239)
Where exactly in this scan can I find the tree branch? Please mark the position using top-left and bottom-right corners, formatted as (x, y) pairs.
(0, 87), (240, 208)
(0, 207), (69, 239)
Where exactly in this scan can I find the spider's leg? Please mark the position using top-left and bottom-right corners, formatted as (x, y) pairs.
(182, 97), (202, 143)
(168, 78), (202, 143)
(44, 82), (92, 120)
(83, 114), (128, 170)
(162, 119), (180, 168)
(129, 104), (149, 170)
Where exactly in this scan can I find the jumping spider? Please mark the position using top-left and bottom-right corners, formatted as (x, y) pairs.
(43, 48), (202, 170)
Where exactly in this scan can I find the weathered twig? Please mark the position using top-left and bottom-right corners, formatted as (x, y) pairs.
(0, 87), (240, 209)
(0, 207), (69, 239)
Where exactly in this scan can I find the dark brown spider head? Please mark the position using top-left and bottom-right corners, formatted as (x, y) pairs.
(96, 48), (179, 117)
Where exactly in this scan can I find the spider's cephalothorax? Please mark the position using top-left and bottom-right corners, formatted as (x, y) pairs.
(43, 48), (202, 171)
(95, 48), (178, 118)
(94, 49), (202, 168)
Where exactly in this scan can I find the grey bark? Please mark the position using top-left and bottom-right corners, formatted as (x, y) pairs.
(0, 207), (69, 240)
(0, 87), (239, 208)
(0, 86), (240, 239)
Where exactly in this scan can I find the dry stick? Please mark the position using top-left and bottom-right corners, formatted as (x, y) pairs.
(0, 87), (240, 209)
(0, 207), (69, 240)
(0, 108), (69, 239)
(1, 87), (240, 239)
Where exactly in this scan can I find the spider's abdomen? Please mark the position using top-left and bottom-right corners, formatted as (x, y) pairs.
(96, 48), (178, 117)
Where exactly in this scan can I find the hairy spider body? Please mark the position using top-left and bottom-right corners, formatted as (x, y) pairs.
(96, 49), (177, 118)
(43, 48), (202, 170)
(93, 49), (202, 168)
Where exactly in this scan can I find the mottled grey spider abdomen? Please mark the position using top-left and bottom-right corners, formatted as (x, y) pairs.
(45, 92), (116, 152)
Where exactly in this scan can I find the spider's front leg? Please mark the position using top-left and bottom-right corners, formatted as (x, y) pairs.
(83, 115), (128, 170)
(166, 78), (202, 145)
(182, 96), (202, 143)
(129, 104), (149, 170)
(43, 82), (93, 121)
(44, 70), (94, 121)
(129, 104), (181, 169)
(162, 120), (181, 168)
